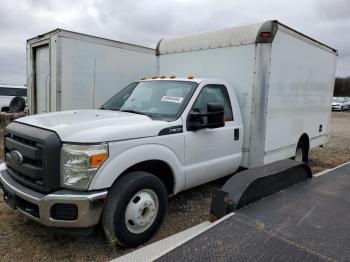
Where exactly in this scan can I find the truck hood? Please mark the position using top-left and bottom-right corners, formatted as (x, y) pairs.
(16, 110), (170, 143)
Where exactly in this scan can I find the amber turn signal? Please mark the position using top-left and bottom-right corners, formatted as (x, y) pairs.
(90, 153), (108, 168)
(260, 32), (271, 38)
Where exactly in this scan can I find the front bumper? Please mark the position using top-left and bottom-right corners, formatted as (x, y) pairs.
(0, 168), (108, 228)
(332, 105), (342, 111)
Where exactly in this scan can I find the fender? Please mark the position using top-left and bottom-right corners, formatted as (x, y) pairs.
(89, 143), (185, 193)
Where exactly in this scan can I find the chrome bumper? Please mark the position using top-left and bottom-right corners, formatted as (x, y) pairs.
(0, 169), (108, 228)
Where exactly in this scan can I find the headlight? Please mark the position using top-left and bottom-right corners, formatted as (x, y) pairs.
(61, 143), (108, 190)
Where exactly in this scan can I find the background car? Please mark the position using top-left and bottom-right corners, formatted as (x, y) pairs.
(332, 97), (350, 111)
(0, 85), (27, 112)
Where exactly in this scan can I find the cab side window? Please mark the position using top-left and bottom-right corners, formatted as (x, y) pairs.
(191, 85), (233, 122)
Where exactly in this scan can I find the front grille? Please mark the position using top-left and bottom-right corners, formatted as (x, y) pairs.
(4, 122), (61, 193)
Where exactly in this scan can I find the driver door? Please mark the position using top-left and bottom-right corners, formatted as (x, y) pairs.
(184, 84), (241, 189)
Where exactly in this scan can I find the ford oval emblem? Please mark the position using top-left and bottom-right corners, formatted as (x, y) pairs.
(10, 150), (24, 165)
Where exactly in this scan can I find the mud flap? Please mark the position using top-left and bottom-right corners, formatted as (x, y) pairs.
(209, 159), (312, 221)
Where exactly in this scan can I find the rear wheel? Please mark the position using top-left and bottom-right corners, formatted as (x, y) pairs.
(9, 96), (26, 112)
(295, 140), (308, 163)
(102, 171), (168, 247)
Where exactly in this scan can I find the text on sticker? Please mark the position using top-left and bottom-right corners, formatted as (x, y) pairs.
(161, 96), (184, 104)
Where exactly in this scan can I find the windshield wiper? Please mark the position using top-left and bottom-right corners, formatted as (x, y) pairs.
(120, 109), (150, 117)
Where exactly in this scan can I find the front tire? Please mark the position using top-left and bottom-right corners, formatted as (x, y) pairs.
(102, 171), (168, 247)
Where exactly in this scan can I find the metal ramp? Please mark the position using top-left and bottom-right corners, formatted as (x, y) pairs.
(115, 162), (350, 261)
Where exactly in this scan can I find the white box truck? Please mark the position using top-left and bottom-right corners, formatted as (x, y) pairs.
(157, 20), (337, 168)
(0, 20), (337, 247)
(26, 29), (156, 114)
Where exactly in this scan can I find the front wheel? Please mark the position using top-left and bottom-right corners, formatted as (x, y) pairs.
(102, 171), (168, 247)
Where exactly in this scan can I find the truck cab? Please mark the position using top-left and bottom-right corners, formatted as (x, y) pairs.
(0, 78), (243, 247)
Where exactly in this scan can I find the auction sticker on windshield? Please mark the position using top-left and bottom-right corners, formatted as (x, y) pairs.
(161, 96), (184, 103)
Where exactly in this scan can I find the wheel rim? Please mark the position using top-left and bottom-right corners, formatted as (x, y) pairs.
(125, 189), (159, 234)
(295, 147), (303, 162)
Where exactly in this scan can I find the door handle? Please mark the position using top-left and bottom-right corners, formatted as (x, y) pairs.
(234, 128), (239, 141)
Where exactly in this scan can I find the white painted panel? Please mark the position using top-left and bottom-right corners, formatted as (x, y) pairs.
(35, 45), (50, 113)
(60, 38), (156, 110)
(159, 45), (256, 152)
(60, 39), (94, 110)
(49, 37), (58, 112)
(93, 48), (155, 107)
(265, 30), (336, 156)
(159, 22), (262, 54)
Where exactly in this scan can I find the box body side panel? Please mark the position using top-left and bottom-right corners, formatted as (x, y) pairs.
(264, 30), (337, 164)
(56, 37), (156, 110)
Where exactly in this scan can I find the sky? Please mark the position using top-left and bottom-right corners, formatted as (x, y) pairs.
(0, 0), (349, 85)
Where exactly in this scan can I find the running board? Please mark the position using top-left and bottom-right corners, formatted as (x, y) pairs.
(209, 159), (312, 221)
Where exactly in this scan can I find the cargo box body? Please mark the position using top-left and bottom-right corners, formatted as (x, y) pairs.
(157, 20), (337, 168)
(27, 29), (156, 114)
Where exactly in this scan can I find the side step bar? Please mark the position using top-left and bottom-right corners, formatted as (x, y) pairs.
(209, 159), (312, 221)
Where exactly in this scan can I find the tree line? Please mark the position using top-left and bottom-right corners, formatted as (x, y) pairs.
(334, 77), (350, 97)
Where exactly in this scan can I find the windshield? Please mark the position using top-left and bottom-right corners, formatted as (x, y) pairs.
(101, 81), (198, 120)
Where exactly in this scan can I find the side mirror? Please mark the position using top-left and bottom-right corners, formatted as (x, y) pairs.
(207, 103), (225, 128)
(187, 103), (225, 131)
(187, 108), (203, 131)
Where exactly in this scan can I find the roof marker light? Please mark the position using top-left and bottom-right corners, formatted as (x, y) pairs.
(260, 32), (271, 38)
(187, 75), (194, 79)
(170, 74), (176, 79)
(140, 76), (147, 80)
(160, 75), (166, 79)
(152, 75), (158, 79)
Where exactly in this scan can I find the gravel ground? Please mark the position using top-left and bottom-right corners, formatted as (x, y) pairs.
(0, 112), (349, 262)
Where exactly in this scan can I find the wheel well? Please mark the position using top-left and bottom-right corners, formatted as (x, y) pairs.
(299, 133), (310, 152)
(120, 160), (175, 195)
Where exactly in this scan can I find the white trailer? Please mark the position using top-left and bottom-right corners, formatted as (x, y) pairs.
(26, 29), (156, 114)
(157, 20), (337, 168)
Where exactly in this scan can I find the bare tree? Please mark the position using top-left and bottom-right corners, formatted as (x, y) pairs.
(334, 76), (350, 97)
